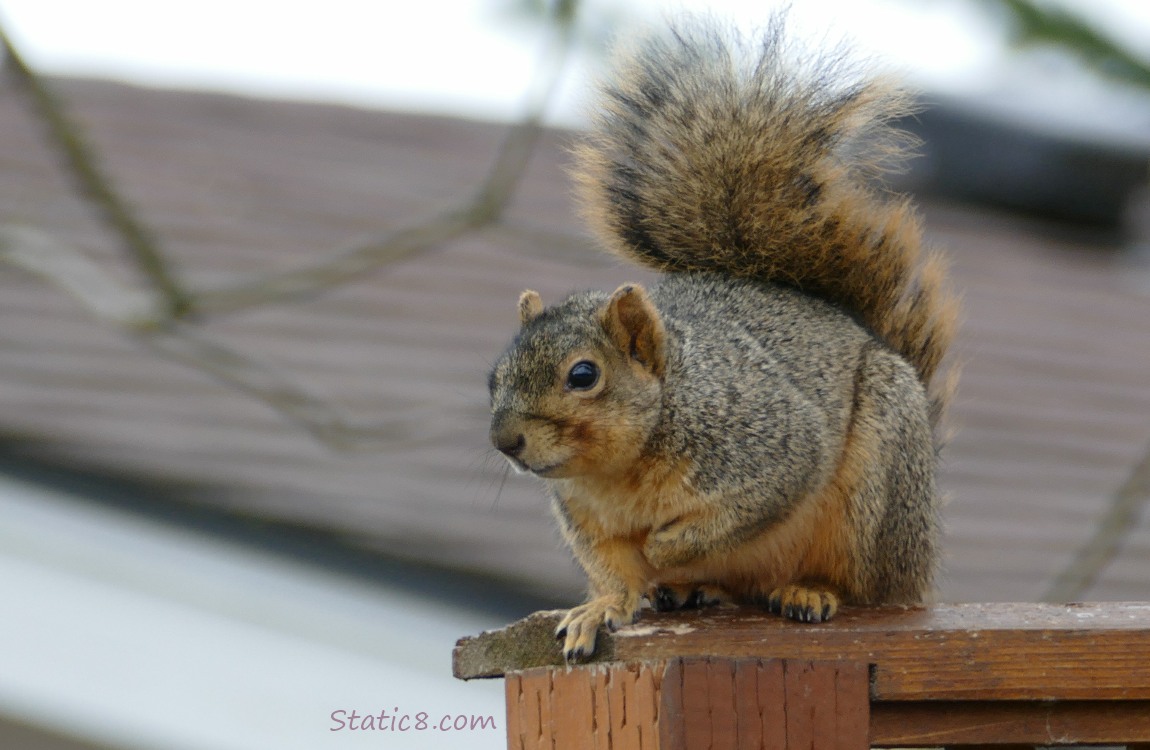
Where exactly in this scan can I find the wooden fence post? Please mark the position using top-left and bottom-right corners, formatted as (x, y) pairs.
(456, 603), (1150, 749)
(504, 658), (868, 750)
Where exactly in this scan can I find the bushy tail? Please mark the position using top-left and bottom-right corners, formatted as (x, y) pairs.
(572, 17), (959, 427)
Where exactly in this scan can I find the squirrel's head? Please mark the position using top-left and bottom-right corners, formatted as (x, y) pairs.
(488, 283), (666, 479)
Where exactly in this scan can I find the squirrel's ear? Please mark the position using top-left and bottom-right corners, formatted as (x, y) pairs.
(518, 290), (543, 326)
(602, 283), (666, 378)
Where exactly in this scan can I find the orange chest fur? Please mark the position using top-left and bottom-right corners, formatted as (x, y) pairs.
(554, 457), (695, 540)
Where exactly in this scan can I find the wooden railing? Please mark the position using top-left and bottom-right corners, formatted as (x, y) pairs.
(453, 603), (1150, 749)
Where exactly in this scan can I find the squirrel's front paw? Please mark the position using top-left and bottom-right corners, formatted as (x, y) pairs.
(766, 584), (839, 623)
(555, 595), (641, 661)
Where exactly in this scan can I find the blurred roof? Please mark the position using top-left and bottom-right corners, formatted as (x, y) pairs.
(1, 79), (1149, 606)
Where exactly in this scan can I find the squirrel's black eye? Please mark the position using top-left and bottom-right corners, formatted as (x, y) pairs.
(566, 361), (599, 391)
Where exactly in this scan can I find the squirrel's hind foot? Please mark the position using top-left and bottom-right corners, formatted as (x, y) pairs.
(649, 583), (731, 612)
(765, 585), (839, 623)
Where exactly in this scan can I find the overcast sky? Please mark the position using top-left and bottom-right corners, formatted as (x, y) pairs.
(1, 0), (1148, 124)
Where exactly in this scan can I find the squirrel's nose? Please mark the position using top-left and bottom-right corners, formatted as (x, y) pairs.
(490, 414), (527, 458)
(493, 431), (526, 458)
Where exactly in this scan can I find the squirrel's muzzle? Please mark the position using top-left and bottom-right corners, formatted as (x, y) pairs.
(490, 412), (526, 459)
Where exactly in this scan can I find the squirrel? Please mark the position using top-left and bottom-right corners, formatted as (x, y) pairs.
(487, 16), (959, 661)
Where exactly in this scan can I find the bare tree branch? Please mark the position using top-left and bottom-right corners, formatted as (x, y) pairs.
(0, 226), (165, 329)
(468, 0), (577, 221)
(487, 220), (609, 267)
(139, 326), (420, 451)
(194, 1), (580, 314)
(193, 209), (479, 314)
(0, 227), (424, 450)
(0, 22), (192, 318)
(1042, 442), (1150, 602)
(1, 1), (581, 320)
(0, 3), (583, 448)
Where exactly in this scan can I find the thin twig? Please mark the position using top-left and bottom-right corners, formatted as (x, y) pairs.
(0, 226), (164, 328)
(487, 220), (610, 267)
(0, 22), (191, 318)
(1041, 443), (1150, 602)
(984, 0), (1150, 90)
(140, 325), (422, 450)
(2, 3), (580, 317)
(0, 227), (426, 450)
(193, 209), (479, 314)
(469, 0), (578, 221)
(194, 0), (581, 314)
(0, 3), (582, 450)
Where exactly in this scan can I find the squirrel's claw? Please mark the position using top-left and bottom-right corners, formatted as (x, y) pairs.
(650, 583), (730, 612)
(557, 595), (641, 660)
(766, 585), (839, 624)
(652, 585), (682, 612)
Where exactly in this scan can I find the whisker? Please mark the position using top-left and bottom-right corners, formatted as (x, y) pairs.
(492, 459), (512, 511)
